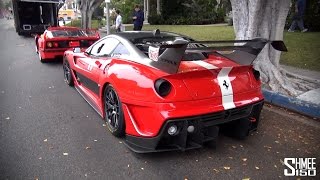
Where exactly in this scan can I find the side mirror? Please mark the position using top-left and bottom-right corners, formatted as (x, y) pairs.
(73, 47), (81, 53)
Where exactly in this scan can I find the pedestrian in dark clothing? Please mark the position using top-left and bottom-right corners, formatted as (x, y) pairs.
(288, 0), (308, 32)
(132, 5), (144, 31)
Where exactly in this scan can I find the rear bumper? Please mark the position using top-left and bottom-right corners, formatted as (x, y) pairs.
(124, 101), (264, 153)
(41, 50), (66, 59)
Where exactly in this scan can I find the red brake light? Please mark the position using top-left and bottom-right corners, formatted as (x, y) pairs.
(69, 41), (80, 47)
(53, 42), (59, 48)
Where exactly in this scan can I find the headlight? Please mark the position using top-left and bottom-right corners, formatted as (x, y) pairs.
(154, 78), (172, 97)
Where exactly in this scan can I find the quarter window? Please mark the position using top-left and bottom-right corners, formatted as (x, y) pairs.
(111, 43), (130, 57)
(90, 38), (119, 57)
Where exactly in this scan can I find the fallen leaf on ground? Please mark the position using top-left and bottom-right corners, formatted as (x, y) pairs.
(242, 178), (250, 180)
(240, 145), (243, 148)
(274, 165), (277, 168)
(85, 146), (91, 150)
(94, 140), (97, 142)
(102, 124), (106, 127)
(127, 164), (130, 167)
(213, 168), (219, 173)
(228, 157), (233, 159)
(63, 153), (68, 156)
(43, 139), (48, 142)
(39, 157), (42, 160)
(223, 166), (231, 170)
(208, 156), (212, 159)
(275, 141), (279, 144)
(5, 117), (10, 120)
(232, 146), (236, 149)
(255, 166), (260, 170)
(242, 158), (247, 162)
(141, 167), (144, 170)
(280, 159), (284, 165)
(196, 159), (198, 162)
(119, 141), (122, 144)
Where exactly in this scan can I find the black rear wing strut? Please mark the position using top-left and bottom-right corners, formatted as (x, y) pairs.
(148, 38), (287, 74)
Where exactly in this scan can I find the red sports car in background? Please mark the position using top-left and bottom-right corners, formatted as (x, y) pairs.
(62, 30), (287, 153)
(35, 27), (100, 62)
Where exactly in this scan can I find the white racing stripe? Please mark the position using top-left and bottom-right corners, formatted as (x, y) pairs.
(192, 61), (218, 69)
(192, 61), (235, 110)
(217, 67), (235, 110)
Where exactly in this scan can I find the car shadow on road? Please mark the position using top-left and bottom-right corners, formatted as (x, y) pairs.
(42, 58), (63, 66)
(129, 134), (240, 160)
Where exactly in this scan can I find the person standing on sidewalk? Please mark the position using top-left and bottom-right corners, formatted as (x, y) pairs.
(132, 5), (144, 31)
(288, 0), (308, 32)
(115, 10), (123, 32)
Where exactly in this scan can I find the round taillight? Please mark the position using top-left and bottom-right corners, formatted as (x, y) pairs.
(47, 42), (53, 48)
(53, 42), (59, 48)
(155, 79), (172, 97)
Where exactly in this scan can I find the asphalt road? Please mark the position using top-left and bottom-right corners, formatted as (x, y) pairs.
(0, 19), (319, 180)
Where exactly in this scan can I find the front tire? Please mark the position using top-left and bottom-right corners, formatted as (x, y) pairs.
(63, 58), (74, 86)
(104, 85), (125, 137)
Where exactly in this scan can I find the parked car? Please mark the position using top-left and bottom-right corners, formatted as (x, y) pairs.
(35, 26), (100, 62)
(62, 30), (287, 153)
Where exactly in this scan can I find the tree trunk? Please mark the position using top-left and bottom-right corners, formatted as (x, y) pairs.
(78, 0), (104, 29)
(230, 0), (312, 96)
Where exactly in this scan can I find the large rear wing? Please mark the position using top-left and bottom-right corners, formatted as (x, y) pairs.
(147, 38), (287, 74)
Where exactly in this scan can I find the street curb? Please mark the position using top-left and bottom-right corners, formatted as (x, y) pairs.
(262, 89), (320, 118)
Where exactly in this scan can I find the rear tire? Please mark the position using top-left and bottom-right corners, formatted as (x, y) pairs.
(104, 85), (125, 137)
(38, 51), (45, 63)
(63, 58), (74, 86)
(35, 38), (39, 54)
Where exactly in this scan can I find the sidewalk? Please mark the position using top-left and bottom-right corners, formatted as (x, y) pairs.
(281, 65), (320, 105)
(264, 65), (320, 118)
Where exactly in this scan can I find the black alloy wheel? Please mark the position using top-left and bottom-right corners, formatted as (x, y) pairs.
(63, 58), (74, 86)
(104, 85), (125, 137)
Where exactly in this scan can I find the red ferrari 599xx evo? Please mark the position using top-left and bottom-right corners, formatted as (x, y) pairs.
(62, 30), (287, 153)
(35, 26), (100, 62)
